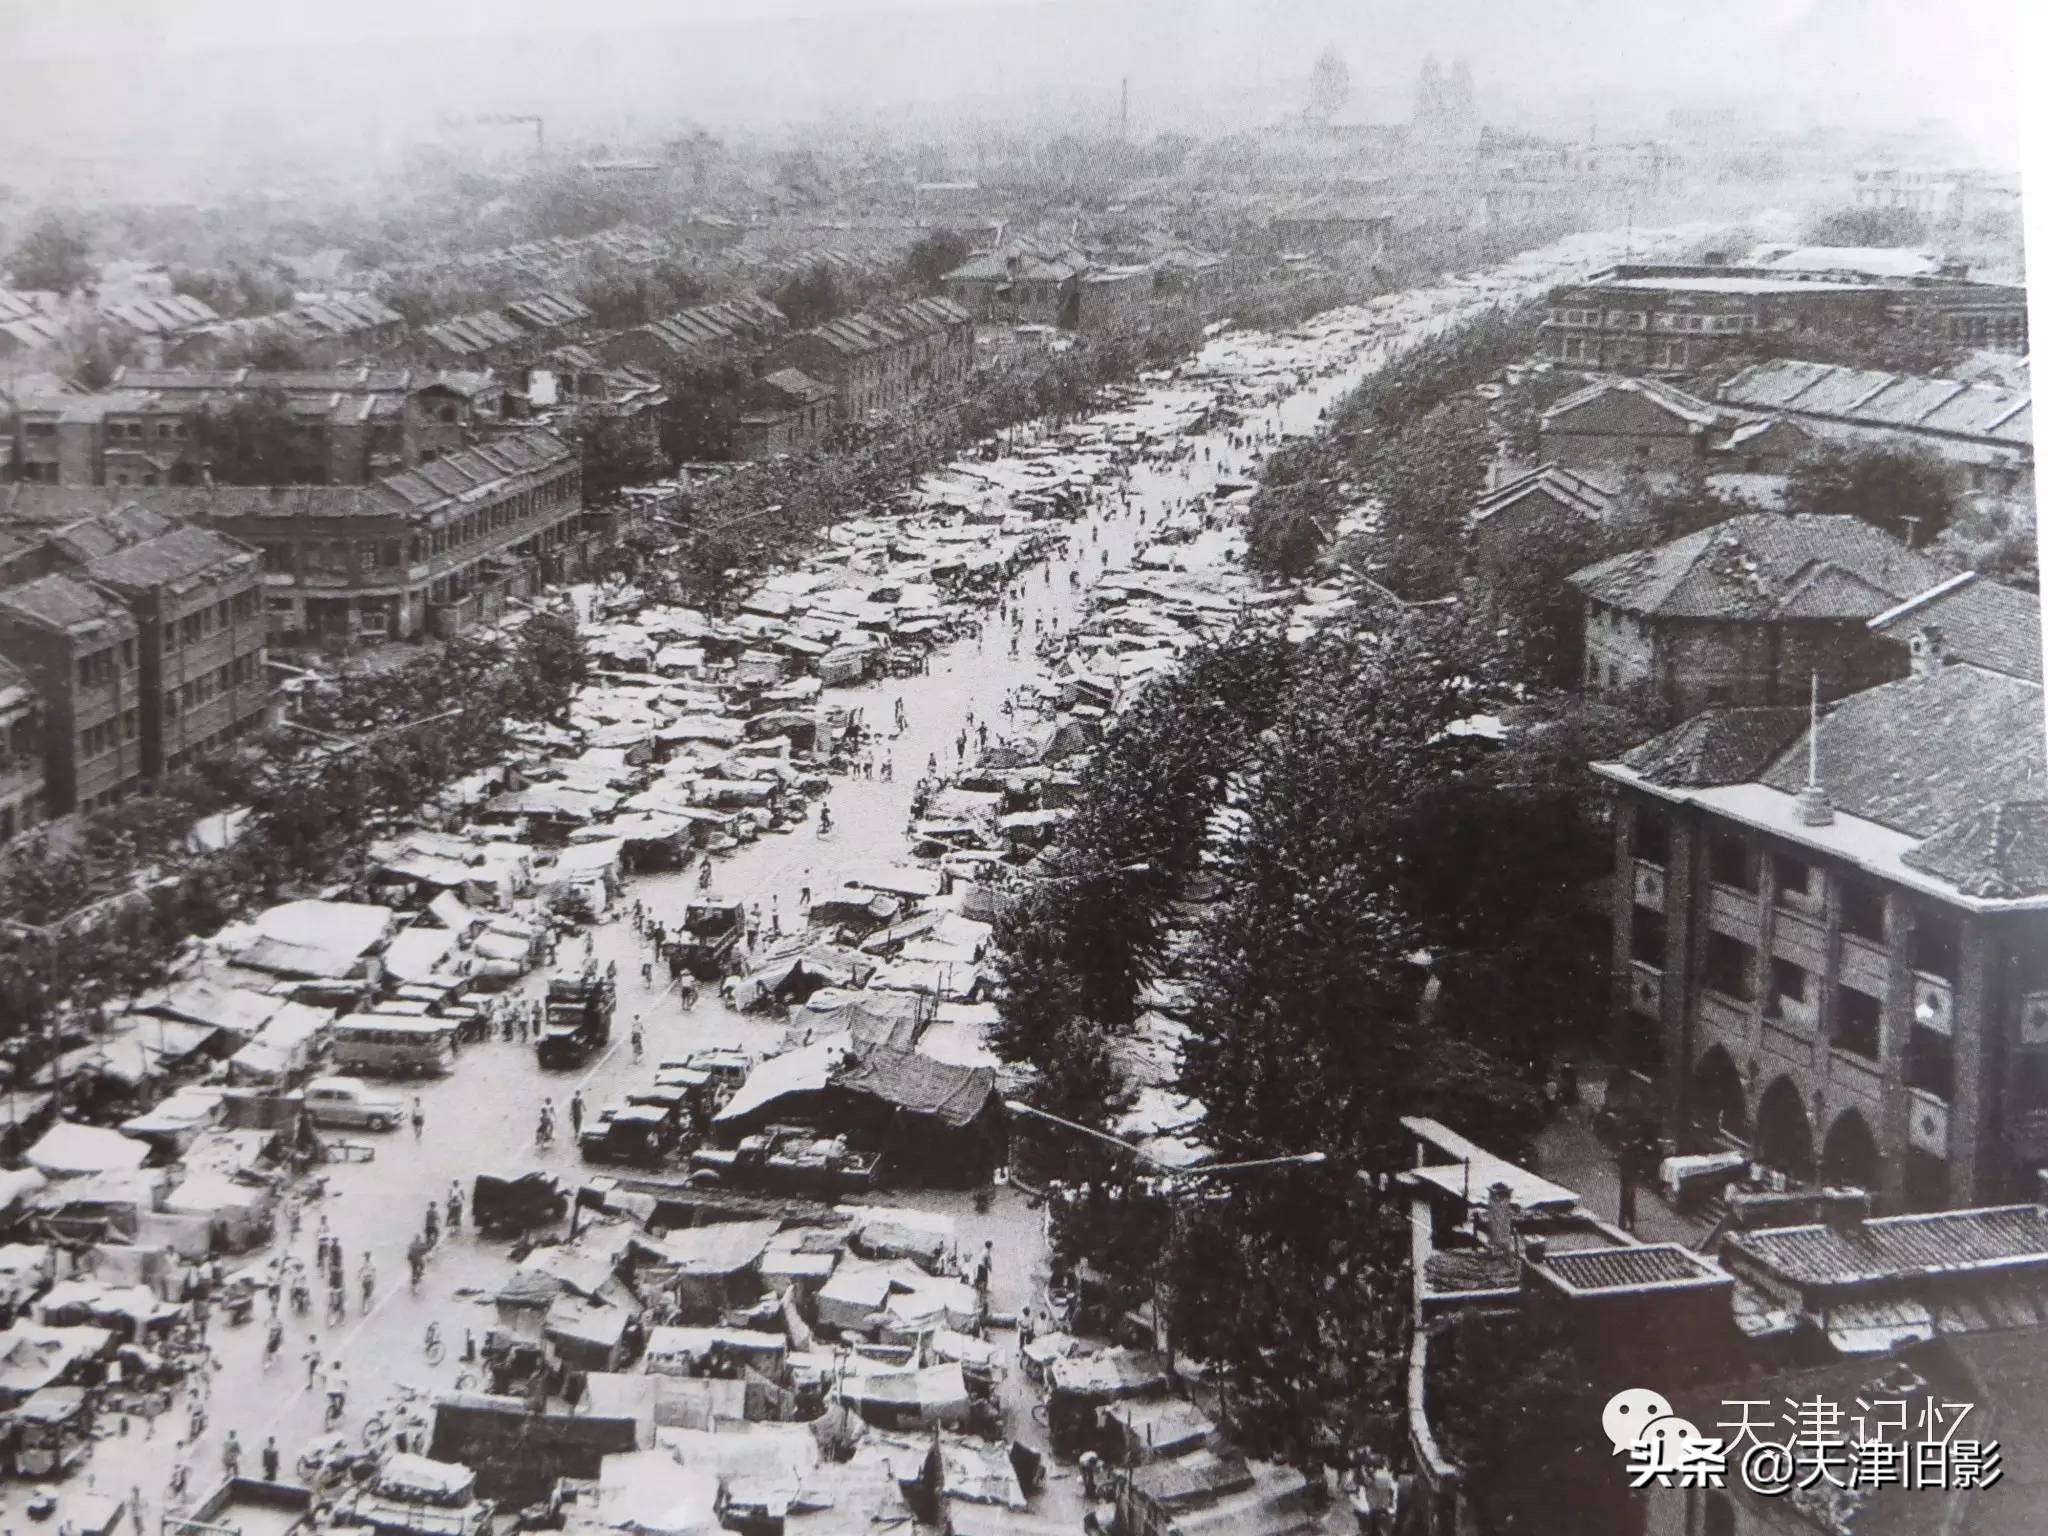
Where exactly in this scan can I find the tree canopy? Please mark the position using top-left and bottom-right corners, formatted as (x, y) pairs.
(7, 209), (93, 293)
(904, 229), (972, 292)
(1784, 441), (1959, 547)
(191, 390), (305, 485)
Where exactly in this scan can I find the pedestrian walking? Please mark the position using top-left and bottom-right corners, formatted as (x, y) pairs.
(631, 1018), (645, 1062)
(411, 1095), (425, 1141)
(569, 1092), (585, 1136)
(261, 1436), (280, 1481)
(222, 1430), (242, 1477)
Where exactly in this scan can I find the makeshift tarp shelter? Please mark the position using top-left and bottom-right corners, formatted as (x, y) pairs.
(642, 1326), (789, 1381)
(839, 1361), (969, 1430)
(25, 1123), (149, 1178)
(583, 1449), (721, 1536)
(630, 1219), (779, 1315)
(382, 926), (470, 987)
(0, 1323), (111, 1405)
(227, 1001), (333, 1085)
(129, 976), (281, 1041)
(232, 900), (395, 980)
(162, 1172), (273, 1251)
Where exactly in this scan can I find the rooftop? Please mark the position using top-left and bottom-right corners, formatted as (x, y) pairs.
(83, 525), (256, 594)
(1719, 359), (2030, 448)
(1618, 706), (1807, 788)
(1533, 1243), (1726, 1294)
(0, 573), (134, 636)
(1867, 572), (2042, 684)
(1724, 1205), (2048, 1292)
(1470, 463), (1617, 526)
(1543, 374), (1726, 432)
(1567, 513), (1952, 621)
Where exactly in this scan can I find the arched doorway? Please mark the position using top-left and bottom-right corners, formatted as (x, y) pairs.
(1754, 1077), (1814, 1183)
(1689, 1047), (1749, 1146)
(1821, 1109), (1880, 1192)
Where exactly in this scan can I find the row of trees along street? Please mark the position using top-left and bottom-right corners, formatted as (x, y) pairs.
(0, 614), (584, 1082)
(991, 599), (1660, 1473)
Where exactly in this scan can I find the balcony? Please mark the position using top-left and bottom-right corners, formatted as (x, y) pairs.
(1632, 859), (1665, 911)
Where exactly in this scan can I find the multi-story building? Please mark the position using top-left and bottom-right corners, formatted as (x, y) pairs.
(1717, 359), (2034, 502)
(593, 297), (789, 376)
(758, 299), (974, 423)
(0, 657), (45, 839)
(81, 525), (270, 777)
(1568, 513), (1951, 712)
(0, 428), (582, 647)
(1850, 166), (2018, 225)
(1591, 577), (2045, 1211)
(942, 241), (1087, 327)
(172, 292), (407, 368)
(0, 573), (143, 814)
(1541, 262), (2029, 369)
(415, 292), (595, 368)
(2, 368), (503, 488)
(730, 369), (838, 460)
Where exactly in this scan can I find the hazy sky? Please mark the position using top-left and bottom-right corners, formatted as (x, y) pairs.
(0, 0), (2028, 176)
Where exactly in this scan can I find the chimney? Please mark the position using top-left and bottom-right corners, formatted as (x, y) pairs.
(1910, 625), (1945, 679)
(1485, 1180), (1515, 1250)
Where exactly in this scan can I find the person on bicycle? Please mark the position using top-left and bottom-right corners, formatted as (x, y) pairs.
(425, 1321), (442, 1362)
(264, 1316), (283, 1367)
(411, 1096), (425, 1141)
(538, 1099), (555, 1145)
(408, 1237), (426, 1291)
(326, 1380), (347, 1428)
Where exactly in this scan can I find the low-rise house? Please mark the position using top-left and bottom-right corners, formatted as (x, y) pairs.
(0, 657), (45, 839)
(942, 241), (1086, 327)
(1269, 194), (1395, 255)
(1567, 513), (1951, 711)
(1538, 375), (1813, 477)
(1717, 358), (2033, 502)
(758, 300), (973, 423)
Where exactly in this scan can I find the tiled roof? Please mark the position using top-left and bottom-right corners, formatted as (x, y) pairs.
(1543, 374), (1725, 432)
(1470, 463), (1616, 525)
(756, 368), (833, 405)
(1538, 1244), (1723, 1292)
(1758, 664), (2044, 839)
(1726, 1205), (2048, 1290)
(1719, 359), (2031, 448)
(1620, 706), (1807, 788)
(83, 525), (255, 592)
(1423, 1248), (1520, 1293)
(0, 573), (133, 634)
(1567, 513), (1952, 620)
(1901, 801), (2048, 898)
(99, 294), (219, 335)
(1868, 573), (2042, 684)
(423, 310), (527, 355)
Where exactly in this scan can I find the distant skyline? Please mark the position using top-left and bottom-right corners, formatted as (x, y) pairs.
(0, 0), (2028, 193)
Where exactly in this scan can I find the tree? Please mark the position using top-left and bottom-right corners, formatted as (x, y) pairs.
(1308, 46), (1351, 121)
(512, 612), (586, 724)
(1934, 492), (2037, 590)
(7, 209), (93, 293)
(771, 264), (845, 330)
(659, 362), (753, 463)
(573, 412), (667, 503)
(191, 390), (305, 485)
(1804, 205), (1931, 247)
(1364, 400), (1491, 599)
(1784, 442), (1960, 547)
(904, 229), (972, 293)
(1244, 482), (1334, 581)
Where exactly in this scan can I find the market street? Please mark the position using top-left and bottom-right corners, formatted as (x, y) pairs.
(27, 229), (1679, 1525)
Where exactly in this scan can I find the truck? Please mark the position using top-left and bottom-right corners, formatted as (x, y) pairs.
(688, 1127), (878, 1197)
(537, 967), (614, 1069)
(673, 900), (746, 981)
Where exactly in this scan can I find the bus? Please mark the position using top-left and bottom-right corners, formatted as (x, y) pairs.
(331, 1014), (457, 1078)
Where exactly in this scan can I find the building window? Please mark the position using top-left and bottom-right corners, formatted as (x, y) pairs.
(1631, 808), (1671, 866)
(1836, 985), (1882, 1060)
(1905, 1024), (1953, 1101)
(1840, 879), (1886, 944)
(1768, 958), (1815, 1026)
(1708, 831), (1754, 891)
(1704, 932), (1755, 1003)
(1775, 854), (1822, 916)
(1631, 905), (1667, 967)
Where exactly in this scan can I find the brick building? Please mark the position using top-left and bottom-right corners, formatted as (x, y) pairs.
(593, 297), (789, 375)
(1538, 376), (1813, 477)
(1592, 579), (2047, 1210)
(1568, 513), (1951, 712)
(758, 298), (973, 423)
(173, 293), (407, 368)
(0, 657), (44, 839)
(730, 369), (837, 460)
(0, 574), (143, 814)
(3, 368), (502, 488)
(81, 525), (270, 777)
(942, 241), (1086, 327)
(1541, 262), (2029, 370)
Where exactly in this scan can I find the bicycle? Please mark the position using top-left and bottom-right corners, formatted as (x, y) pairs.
(423, 1322), (444, 1366)
(326, 1289), (347, 1327)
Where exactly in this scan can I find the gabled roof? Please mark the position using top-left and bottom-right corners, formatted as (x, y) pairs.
(423, 310), (527, 355)
(1470, 463), (1616, 525)
(0, 573), (134, 636)
(83, 525), (255, 593)
(1719, 359), (2031, 448)
(1567, 513), (1951, 621)
(1542, 373), (1725, 433)
(501, 292), (592, 330)
(1757, 663), (2045, 840)
(1618, 706), (1807, 788)
(754, 368), (833, 406)
(1868, 573), (2043, 684)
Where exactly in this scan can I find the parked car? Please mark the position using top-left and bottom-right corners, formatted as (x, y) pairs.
(303, 1077), (405, 1132)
